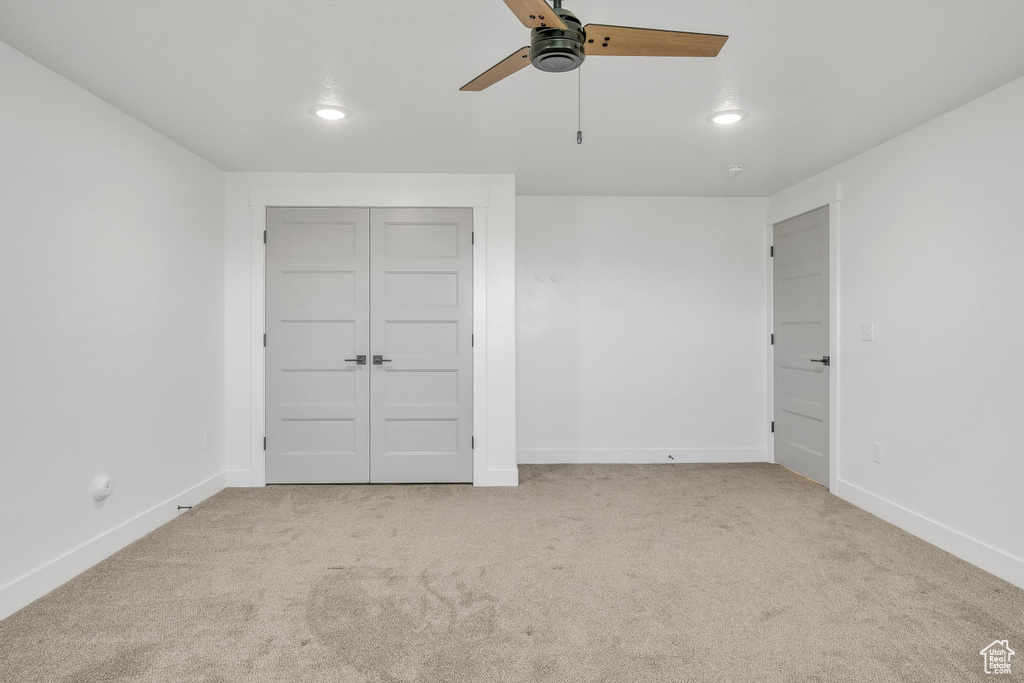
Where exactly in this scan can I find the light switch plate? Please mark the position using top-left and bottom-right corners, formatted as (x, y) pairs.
(872, 442), (882, 464)
(861, 323), (874, 341)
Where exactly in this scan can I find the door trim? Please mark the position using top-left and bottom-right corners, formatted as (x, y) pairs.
(246, 182), (514, 487)
(767, 181), (841, 493)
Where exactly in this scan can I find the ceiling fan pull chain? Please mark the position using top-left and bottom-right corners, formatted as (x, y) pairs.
(577, 67), (583, 145)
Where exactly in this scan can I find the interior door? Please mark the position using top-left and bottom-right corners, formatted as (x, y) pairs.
(773, 205), (830, 486)
(369, 208), (474, 483)
(265, 207), (371, 483)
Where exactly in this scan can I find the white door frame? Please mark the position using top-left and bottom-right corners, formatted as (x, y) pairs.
(767, 181), (841, 493)
(247, 183), (513, 487)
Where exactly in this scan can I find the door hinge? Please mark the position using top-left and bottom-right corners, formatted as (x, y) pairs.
(263, 230), (267, 244)
(471, 232), (475, 245)
(263, 437), (267, 450)
(771, 333), (774, 345)
(770, 245), (774, 257)
(263, 333), (266, 347)
(471, 333), (474, 347)
(471, 436), (475, 449)
(771, 421), (775, 433)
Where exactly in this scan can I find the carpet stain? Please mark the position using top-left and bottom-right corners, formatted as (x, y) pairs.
(307, 566), (501, 682)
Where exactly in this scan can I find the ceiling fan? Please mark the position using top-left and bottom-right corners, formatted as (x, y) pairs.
(461, 0), (729, 91)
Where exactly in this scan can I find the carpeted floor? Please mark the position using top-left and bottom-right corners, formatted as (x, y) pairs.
(0, 464), (1021, 682)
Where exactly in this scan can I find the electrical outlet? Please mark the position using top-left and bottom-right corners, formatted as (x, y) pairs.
(204, 430), (212, 451)
(872, 442), (882, 464)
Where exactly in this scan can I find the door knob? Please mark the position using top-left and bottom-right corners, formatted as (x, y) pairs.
(810, 356), (830, 366)
(345, 355), (367, 365)
(373, 355), (392, 365)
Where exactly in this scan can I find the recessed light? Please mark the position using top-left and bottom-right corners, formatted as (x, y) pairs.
(724, 164), (745, 174)
(314, 105), (350, 120)
(711, 110), (745, 125)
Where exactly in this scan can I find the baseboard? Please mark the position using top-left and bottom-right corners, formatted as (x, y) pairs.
(233, 466), (507, 488)
(517, 448), (768, 465)
(0, 471), (227, 620)
(837, 479), (1024, 590)
(481, 467), (519, 487)
(225, 469), (252, 487)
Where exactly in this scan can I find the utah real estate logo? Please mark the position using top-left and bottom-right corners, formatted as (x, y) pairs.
(980, 640), (1014, 675)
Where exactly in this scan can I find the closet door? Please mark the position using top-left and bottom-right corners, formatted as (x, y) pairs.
(369, 208), (474, 483)
(265, 208), (371, 483)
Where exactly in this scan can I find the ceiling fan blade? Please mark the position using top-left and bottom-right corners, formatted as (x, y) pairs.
(503, 0), (567, 30)
(460, 47), (532, 91)
(583, 24), (728, 57)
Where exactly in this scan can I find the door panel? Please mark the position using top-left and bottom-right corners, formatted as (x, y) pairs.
(369, 208), (474, 483)
(384, 272), (460, 307)
(266, 208), (371, 483)
(381, 370), (460, 406)
(773, 206), (830, 486)
(386, 321), (460, 357)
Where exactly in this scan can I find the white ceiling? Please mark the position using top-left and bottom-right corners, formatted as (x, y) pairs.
(2, 0), (1023, 196)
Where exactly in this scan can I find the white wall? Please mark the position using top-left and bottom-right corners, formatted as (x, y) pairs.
(0, 41), (226, 618)
(517, 197), (769, 463)
(770, 75), (1024, 588)
(223, 173), (518, 486)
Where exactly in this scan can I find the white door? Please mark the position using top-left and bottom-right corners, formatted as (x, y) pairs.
(265, 208), (371, 483)
(369, 209), (474, 483)
(265, 207), (473, 484)
(773, 206), (830, 486)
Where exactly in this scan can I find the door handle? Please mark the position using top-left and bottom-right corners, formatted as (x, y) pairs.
(810, 356), (830, 366)
(372, 355), (392, 365)
(345, 355), (367, 365)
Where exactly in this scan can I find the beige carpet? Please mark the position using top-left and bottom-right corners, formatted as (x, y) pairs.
(1, 464), (1021, 682)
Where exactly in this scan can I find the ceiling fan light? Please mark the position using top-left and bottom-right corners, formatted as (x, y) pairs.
(536, 53), (578, 72)
(314, 105), (350, 120)
(712, 110), (745, 125)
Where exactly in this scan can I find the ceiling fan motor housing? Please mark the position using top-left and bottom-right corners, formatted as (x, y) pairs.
(529, 8), (586, 73)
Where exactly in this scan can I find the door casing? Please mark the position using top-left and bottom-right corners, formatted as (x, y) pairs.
(243, 180), (515, 488)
